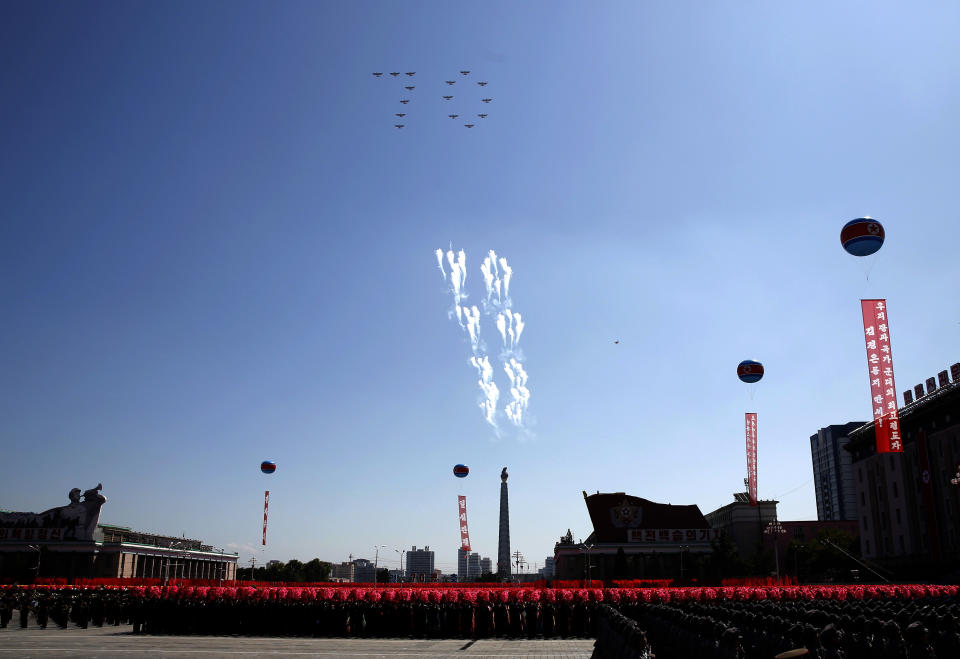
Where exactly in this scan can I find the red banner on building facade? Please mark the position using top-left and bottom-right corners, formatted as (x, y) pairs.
(860, 299), (902, 452)
(458, 495), (471, 551)
(262, 490), (269, 546)
(745, 413), (758, 505)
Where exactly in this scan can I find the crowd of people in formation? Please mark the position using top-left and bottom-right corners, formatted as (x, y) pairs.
(5, 586), (960, 659)
(0, 587), (599, 639)
(601, 597), (960, 659)
(0, 588), (132, 630)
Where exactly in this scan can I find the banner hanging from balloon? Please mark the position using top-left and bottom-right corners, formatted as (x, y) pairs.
(745, 413), (758, 506)
(458, 495), (471, 551)
(262, 490), (269, 546)
(860, 299), (902, 453)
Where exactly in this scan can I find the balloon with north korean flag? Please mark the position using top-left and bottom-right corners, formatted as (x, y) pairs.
(737, 360), (764, 384)
(841, 217), (885, 257)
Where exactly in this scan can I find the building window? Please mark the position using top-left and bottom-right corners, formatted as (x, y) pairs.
(863, 516), (868, 531)
(896, 509), (901, 524)
(861, 492), (866, 506)
(858, 468), (863, 483)
(892, 481), (898, 498)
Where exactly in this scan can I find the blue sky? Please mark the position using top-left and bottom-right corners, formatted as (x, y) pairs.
(2, 0), (959, 575)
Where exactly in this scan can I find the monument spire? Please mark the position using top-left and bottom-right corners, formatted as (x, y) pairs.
(497, 467), (511, 578)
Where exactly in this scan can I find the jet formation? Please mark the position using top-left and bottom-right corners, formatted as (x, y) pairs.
(372, 69), (492, 129)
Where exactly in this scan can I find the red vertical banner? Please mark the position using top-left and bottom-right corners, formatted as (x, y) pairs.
(745, 413), (758, 505)
(262, 490), (269, 546)
(458, 495), (471, 551)
(860, 299), (902, 452)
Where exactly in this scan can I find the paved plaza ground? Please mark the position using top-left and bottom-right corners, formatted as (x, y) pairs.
(0, 625), (596, 658)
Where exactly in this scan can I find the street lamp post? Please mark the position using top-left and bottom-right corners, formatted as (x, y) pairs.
(27, 545), (41, 580)
(763, 521), (787, 583)
(373, 545), (386, 586)
(395, 549), (406, 583)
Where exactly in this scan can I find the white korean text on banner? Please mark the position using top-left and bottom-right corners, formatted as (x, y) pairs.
(861, 299), (902, 452)
(458, 495), (471, 551)
(627, 528), (721, 544)
(746, 412), (758, 506)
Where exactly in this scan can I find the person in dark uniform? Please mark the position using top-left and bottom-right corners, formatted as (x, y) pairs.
(34, 593), (49, 629)
(18, 592), (30, 628)
(0, 592), (11, 628)
(903, 621), (936, 659)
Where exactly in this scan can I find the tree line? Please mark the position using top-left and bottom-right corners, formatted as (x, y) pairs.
(236, 558), (331, 583)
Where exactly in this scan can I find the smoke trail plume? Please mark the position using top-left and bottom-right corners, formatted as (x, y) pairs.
(504, 359), (530, 426)
(512, 313), (524, 344)
(499, 258), (512, 301)
(464, 306), (481, 353)
(480, 258), (494, 301)
(496, 313), (507, 346)
(434, 246), (531, 433)
(435, 249), (445, 279)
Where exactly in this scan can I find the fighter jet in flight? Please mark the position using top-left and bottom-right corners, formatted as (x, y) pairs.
(448, 114), (459, 119)
(399, 99), (410, 104)
(405, 72), (416, 76)
(481, 98), (492, 103)
(477, 113), (487, 118)
(445, 80), (456, 85)
(464, 124), (475, 128)
(389, 72), (400, 77)
(477, 81), (488, 86)
(394, 124), (404, 129)
(460, 70), (470, 75)
(442, 95), (453, 100)
(395, 113), (406, 118)
(405, 86), (415, 91)
(372, 72), (383, 77)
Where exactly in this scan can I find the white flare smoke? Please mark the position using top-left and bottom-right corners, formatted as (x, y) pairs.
(465, 306), (481, 353)
(471, 355), (499, 426)
(435, 249), (445, 279)
(435, 246), (531, 432)
(504, 358), (530, 426)
(446, 249), (467, 306)
(499, 258), (512, 301)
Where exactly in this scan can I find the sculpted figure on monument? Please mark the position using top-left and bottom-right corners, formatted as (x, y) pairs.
(82, 484), (105, 503)
(0, 484), (106, 541)
(501, 467), (508, 481)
